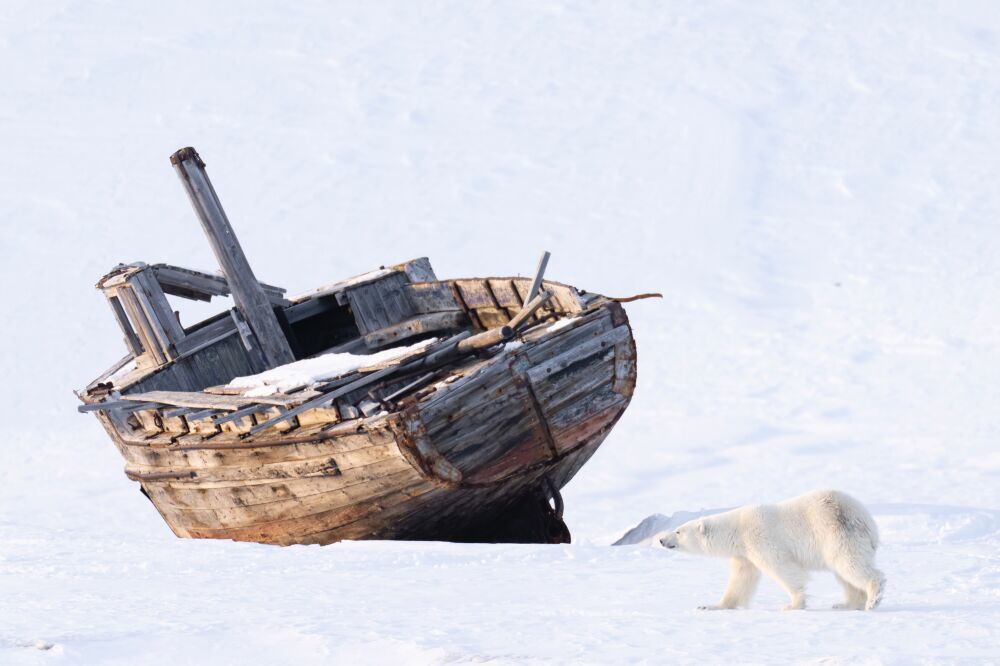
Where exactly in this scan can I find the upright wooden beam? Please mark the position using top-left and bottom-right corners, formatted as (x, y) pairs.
(170, 147), (295, 369)
(525, 251), (551, 304)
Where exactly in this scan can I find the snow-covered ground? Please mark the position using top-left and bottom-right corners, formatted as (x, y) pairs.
(3, 1), (1000, 663)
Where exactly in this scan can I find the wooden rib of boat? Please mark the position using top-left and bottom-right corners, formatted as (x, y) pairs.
(76, 147), (639, 545)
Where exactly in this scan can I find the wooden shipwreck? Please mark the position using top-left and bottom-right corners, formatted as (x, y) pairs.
(77, 147), (639, 545)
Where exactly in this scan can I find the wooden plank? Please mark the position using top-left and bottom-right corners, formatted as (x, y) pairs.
(120, 429), (393, 469)
(487, 279), (523, 309)
(522, 311), (612, 364)
(129, 272), (179, 359)
(151, 264), (286, 304)
(406, 282), (460, 313)
(170, 147), (295, 368)
(375, 273), (415, 325)
(297, 405), (340, 428)
(132, 268), (186, 347)
(292, 485), (441, 545)
(508, 290), (553, 331)
(382, 371), (439, 404)
(173, 315), (239, 358)
(118, 286), (167, 365)
(454, 280), (497, 309)
(249, 365), (403, 434)
(291, 268), (395, 303)
(248, 330), (470, 434)
(548, 390), (626, 438)
(78, 400), (163, 413)
(185, 410), (220, 435)
(106, 293), (145, 357)
(145, 470), (427, 530)
(345, 286), (381, 335)
(141, 455), (413, 515)
(203, 385), (249, 396)
(531, 346), (615, 411)
(549, 395), (625, 453)
(525, 251), (551, 303)
(454, 325), (512, 354)
(362, 311), (468, 349)
(212, 403), (263, 426)
(392, 257), (436, 282)
(163, 406), (194, 417)
(219, 414), (254, 435)
(122, 390), (318, 410)
(612, 336), (637, 399)
(195, 484), (429, 543)
(346, 273), (411, 335)
(155, 453), (412, 493)
(128, 452), (350, 484)
(525, 325), (629, 388)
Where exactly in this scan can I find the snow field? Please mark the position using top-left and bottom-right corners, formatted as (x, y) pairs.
(3, 0), (1000, 663)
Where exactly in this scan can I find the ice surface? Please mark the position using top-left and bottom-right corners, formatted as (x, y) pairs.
(3, 1), (1000, 663)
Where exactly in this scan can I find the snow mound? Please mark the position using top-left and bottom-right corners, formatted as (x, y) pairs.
(613, 508), (731, 546)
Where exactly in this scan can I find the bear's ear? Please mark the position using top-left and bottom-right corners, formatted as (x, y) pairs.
(698, 520), (707, 535)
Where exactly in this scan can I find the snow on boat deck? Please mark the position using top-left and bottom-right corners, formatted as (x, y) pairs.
(225, 338), (437, 397)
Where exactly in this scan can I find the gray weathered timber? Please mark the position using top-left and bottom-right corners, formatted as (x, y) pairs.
(346, 273), (415, 337)
(455, 325), (513, 354)
(526, 251), (551, 304)
(395, 257), (436, 282)
(106, 295), (144, 357)
(381, 371), (439, 404)
(248, 368), (395, 434)
(248, 329), (476, 434)
(362, 311), (468, 349)
(508, 290), (553, 331)
(77, 400), (155, 413)
(131, 268), (186, 351)
(79, 148), (639, 548)
(170, 147), (295, 368)
(122, 390), (312, 410)
(151, 264), (286, 305)
(406, 282), (460, 313)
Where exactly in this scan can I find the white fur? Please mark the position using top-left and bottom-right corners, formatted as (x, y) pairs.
(659, 490), (885, 611)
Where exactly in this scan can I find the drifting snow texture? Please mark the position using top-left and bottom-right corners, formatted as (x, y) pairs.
(3, 1), (1000, 663)
(226, 338), (436, 396)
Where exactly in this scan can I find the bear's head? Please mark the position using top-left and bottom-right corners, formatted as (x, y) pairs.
(659, 519), (711, 555)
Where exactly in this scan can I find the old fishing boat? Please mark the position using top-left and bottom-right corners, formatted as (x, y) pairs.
(77, 147), (640, 545)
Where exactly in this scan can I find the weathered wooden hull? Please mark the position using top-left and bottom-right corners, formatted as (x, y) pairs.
(100, 302), (635, 545)
(80, 148), (641, 545)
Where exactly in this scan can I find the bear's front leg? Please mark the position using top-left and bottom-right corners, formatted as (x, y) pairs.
(758, 561), (808, 610)
(699, 557), (761, 610)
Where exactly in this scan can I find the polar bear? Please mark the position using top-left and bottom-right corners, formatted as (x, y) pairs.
(659, 490), (885, 611)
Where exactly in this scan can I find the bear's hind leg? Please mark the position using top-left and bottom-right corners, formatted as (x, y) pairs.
(833, 573), (867, 610)
(834, 562), (885, 611)
(700, 557), (760, 610)
(864, 571), (885, 610)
